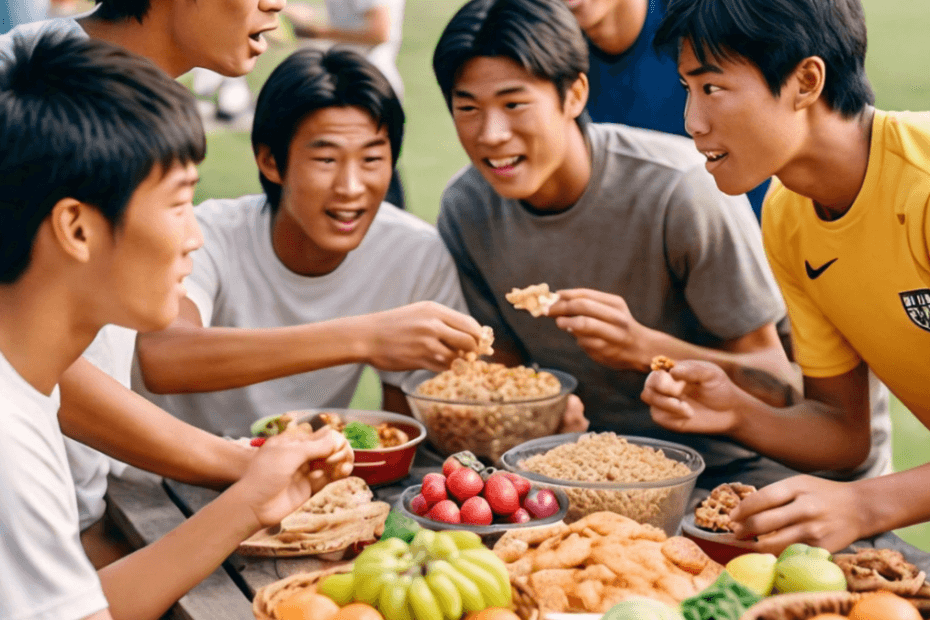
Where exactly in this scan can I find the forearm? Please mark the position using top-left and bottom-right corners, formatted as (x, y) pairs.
(853, 464), (930, 536)
(136, 317), (370, 393)
(60, 359), (251, 487)
(311, 24), (388, 45)
(98, 484), (260, 620)
(725, 389), (870, 472)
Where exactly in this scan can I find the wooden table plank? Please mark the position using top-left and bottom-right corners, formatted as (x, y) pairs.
(105, 473), (255, 620)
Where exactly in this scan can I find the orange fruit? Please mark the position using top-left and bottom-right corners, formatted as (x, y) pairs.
(329, 602), (384, 620)
(464, 609), (521, 620)
(273, 591), (340, 620)
(809, 615), (848, 620)
(849, 591), (921, 620)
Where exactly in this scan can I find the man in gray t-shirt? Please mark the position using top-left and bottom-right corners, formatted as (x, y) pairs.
(432, 0), (889, 489)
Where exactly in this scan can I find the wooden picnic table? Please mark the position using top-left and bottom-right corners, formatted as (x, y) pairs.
(105, 445), (930, 620)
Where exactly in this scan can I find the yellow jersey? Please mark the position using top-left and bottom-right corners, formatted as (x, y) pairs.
(762, 109), (930, 423)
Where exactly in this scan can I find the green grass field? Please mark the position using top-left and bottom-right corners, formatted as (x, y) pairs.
(191, 0), (930, 550)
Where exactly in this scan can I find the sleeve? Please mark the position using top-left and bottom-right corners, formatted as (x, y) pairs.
(905, 192), (930, 288)
(663, 165), (786, 340)
(436, 179), (527, 358)
(183, 205), (230, 327)
(0, 430), (108, 620)
(761, 194), (862, 378)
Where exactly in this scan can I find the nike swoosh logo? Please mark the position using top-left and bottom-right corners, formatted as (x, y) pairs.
(805, 258), (838, 280)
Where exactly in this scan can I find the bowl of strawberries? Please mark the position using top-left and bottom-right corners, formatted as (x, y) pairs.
(395, 451), (569, 540)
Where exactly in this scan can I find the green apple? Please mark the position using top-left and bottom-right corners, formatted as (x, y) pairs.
(773, 555), (847, 593)
(777, 542), (831, 563)
(725, 553), (778, 596)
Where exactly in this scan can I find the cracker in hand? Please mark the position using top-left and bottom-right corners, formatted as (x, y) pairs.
(506, 283), (560, 317)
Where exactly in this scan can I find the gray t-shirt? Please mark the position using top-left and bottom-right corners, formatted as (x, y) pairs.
(439, 122), (889, 483)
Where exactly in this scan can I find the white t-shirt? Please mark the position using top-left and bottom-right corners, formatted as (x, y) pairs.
(0, 352), (109, 620)
(323, 0), (405, 100)
(134, 195), (467, 438)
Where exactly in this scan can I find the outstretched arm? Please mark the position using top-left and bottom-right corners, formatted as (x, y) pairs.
(642, 361), (872, 473)
(59, 358), (251, 488)
(286, 4), (392, 45)
(136, 297), (484, 394)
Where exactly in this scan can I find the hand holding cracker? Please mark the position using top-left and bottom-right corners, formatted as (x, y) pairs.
(506, 283), (561, 317)
(641, 359), (743, 435)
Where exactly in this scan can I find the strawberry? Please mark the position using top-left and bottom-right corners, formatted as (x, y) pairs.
(459, 496), (493, 525)
(421, 473), (448, 506)
(442, 455), (467, 478)
(501, 472), (532, 501)
(410, 493), (430, 516)
(249, 437), (266, 447)
(482, 473), (520, 516)
(426, 500), (461, 524)
(446, 468), (484, 502)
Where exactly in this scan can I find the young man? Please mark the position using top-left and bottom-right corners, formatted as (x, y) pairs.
(0, 35), (351, 620)
(431, 0), (819, 490)
(133, 47), (486, 438)
(643, 0), (930, 552)
(565, 0), (770, 217)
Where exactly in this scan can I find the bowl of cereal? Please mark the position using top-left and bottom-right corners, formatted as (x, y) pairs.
(500, 432), (704, 535)
(400, 359), (577, 462)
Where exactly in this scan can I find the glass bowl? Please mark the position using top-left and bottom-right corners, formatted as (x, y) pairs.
(399, 368), (577, 462)
(499, 433), (705, 535)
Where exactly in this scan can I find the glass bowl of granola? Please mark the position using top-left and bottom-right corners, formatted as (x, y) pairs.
(500, 432), (704, 535)
(400, 359), (577, 463)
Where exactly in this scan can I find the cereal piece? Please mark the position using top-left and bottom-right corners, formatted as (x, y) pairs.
(506, 283), (561, 317)
(661, 537), (709, 574)
(650, 355), (676, 371)
(694, 482), (757, 532)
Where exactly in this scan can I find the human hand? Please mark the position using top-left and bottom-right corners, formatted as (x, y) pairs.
(548, 289), (651, 371)
(730, 475), (870, 554)
(641, 360), (742, 435)
(556, 395), (589, 433)
(363, 301), (485, 372)
(235, 428), (354, 528)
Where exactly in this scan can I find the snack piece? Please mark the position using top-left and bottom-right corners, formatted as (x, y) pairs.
(651, 355), (676, 371)
(694, 482), (757, 533)
(462, 325), (495, 362)
(315, 412), (409, 449)
(506, 283), (561, 317)
(493, 511), (723, 614)
(238, 476), (390, 558)
(833, 548), (928, 597)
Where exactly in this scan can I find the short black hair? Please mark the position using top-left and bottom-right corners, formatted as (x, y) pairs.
(654, 0), (874, 117)
(94, 0), (150, 23)
(432, 0), (589, 111)
(0, 34), (205, 284)
(251, 47), (405, 214)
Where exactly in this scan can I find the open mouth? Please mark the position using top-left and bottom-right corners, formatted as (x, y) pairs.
(326, 209), (365, 223)
(485, 155), (524, 170)
(703, 151), (727, 163)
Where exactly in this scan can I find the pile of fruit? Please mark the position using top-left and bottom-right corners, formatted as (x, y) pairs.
(409, 453), (560, 526)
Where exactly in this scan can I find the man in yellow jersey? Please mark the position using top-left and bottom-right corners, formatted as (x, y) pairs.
(640, 0), (930, 553)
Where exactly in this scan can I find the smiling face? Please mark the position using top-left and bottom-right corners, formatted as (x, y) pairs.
(165, 0), (283, 76)
(102, 161), (203, 331)
(451, 56), (590, 210)
(261, 105), (393, 275)
(678, 39), (806, 196)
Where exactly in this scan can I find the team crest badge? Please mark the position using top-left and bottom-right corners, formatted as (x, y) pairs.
(899, 288), (930, 332)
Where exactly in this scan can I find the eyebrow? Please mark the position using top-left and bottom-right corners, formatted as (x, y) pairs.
(452, 85), (529, 100)
(306, 137), (389, 149)
(684, 63), (724, 77)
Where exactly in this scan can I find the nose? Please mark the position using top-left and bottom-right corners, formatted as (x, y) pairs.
(477, 108), (512, 147)
(183, 204), (204, 254)
(259, 0), (285, 13)
(683, 92), (708, 138)
(334, 161), (365, 199)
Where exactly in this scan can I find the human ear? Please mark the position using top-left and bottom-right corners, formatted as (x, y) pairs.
(49, 198), (94, 264)
(793, 56), (826, 111)
(565, 73), (590, 119)
(255, 144), (283, 184)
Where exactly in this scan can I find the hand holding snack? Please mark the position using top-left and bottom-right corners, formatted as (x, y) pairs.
(547, 288), (655, 371)
(642, 359), (744, 435)
(730, 475), (869, 554)
(557, 394), (590, 433)
(234, 427), (353, 528)
(361, 301), (486, 372)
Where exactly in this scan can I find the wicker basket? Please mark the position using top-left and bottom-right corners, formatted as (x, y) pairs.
(739, 591), (864, 620)
(253, 565), (542, 620)
(252, 566), (351, 620)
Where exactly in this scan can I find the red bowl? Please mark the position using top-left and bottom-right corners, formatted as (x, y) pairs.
(680, 513), (755, 565)
(295, 409), (426, 487)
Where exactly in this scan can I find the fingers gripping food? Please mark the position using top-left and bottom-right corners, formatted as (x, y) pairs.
(650, 355), (676, 372)
(506, 283), (561, 318)
(462, 325), (495, 362)
(694, 483), (757, 533)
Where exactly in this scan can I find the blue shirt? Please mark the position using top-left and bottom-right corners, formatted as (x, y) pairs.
(584, 0), (768, 218)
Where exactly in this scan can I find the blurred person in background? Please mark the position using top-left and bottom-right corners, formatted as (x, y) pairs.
(1, 0), (49, 33)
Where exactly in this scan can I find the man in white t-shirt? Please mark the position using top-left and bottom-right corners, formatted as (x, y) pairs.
(133, 47), (492, 438)
(0, 35), (352, 620)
